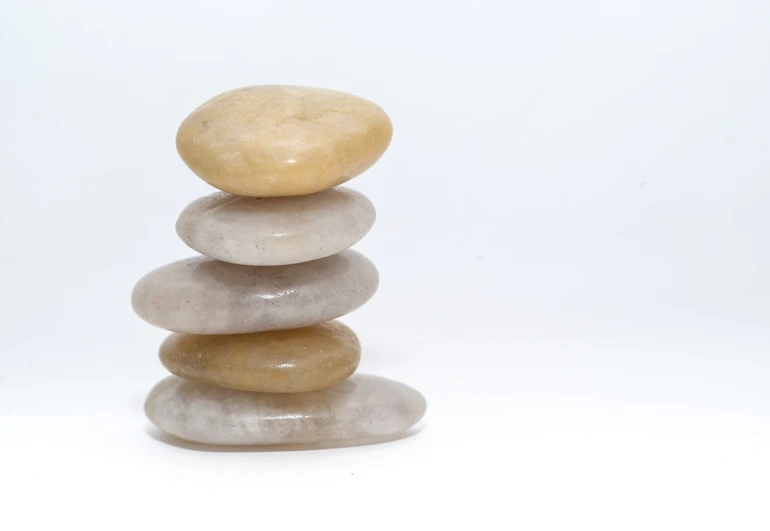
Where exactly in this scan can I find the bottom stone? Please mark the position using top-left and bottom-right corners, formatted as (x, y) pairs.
(145, 374), (427, 446)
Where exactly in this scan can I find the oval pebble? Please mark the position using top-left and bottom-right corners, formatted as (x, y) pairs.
(131, 250), (378, 334)
(145, 374), (426, 445)
(176, 85), (393, 197)
(176, 187), (375, 266)
(160, 321), (360, 393)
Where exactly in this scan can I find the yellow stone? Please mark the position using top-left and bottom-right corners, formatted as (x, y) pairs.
(159, 321), (360, 393)
(176, 85), (393, 197)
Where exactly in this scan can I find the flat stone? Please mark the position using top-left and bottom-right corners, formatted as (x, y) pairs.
(176, 85), (393, 197)
(131, 250), (377, 334)
(159, 321), (360, 393)
(176, 187), (375, 266)
(145, 374), (426, 445)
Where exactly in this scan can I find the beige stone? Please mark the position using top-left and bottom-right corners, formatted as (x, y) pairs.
(176, 85), (393, 197)
(159, 321), (360, 393)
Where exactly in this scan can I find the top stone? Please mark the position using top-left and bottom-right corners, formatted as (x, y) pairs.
(176, 85), (393, 197)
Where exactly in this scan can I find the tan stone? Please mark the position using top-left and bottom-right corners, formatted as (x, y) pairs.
(176, 85), (393, 197)
(159, 321), (360, 393)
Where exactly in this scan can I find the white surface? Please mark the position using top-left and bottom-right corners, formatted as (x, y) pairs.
(1, 0), (769, 529)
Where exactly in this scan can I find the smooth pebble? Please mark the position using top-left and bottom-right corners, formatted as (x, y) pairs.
(131, 250), (378, 334)
(145, 374), (426, 445)
(176, 85), (393, 197)
(160, 321), (360, 393)
(176, 187), (375, 266)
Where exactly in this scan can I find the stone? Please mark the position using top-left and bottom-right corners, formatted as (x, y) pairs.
(175, 187), (375, 266)
(131, 250), (378, 334)
(176, 85), (393, 197)
(159, 321), (360, 393)
(145, 374), (426, 445)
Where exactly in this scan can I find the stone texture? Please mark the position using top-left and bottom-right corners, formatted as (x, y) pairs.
(159, 321), (360, 393)
(176, 187), (375, 266)
(145, 374), (426, 445)
(131, 250), (378, 334)
(176, 85), (393, 197)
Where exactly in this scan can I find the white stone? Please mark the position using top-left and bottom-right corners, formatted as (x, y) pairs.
(176, 187), (375, 266)
(131, 250), (378, 334)
(145, 374), (427, 445)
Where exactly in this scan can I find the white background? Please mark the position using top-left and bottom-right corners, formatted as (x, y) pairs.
(2, 0), (769, 528)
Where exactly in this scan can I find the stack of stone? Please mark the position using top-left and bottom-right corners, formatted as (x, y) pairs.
(131, 86), (426, 446)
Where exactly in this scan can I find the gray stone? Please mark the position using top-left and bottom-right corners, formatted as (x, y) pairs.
(176, 187), (376, 266)
(131, 250), (378, 334)
(145, 374), (427, 445)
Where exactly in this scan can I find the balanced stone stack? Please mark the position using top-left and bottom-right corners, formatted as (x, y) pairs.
(131, 86), (426, 446)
